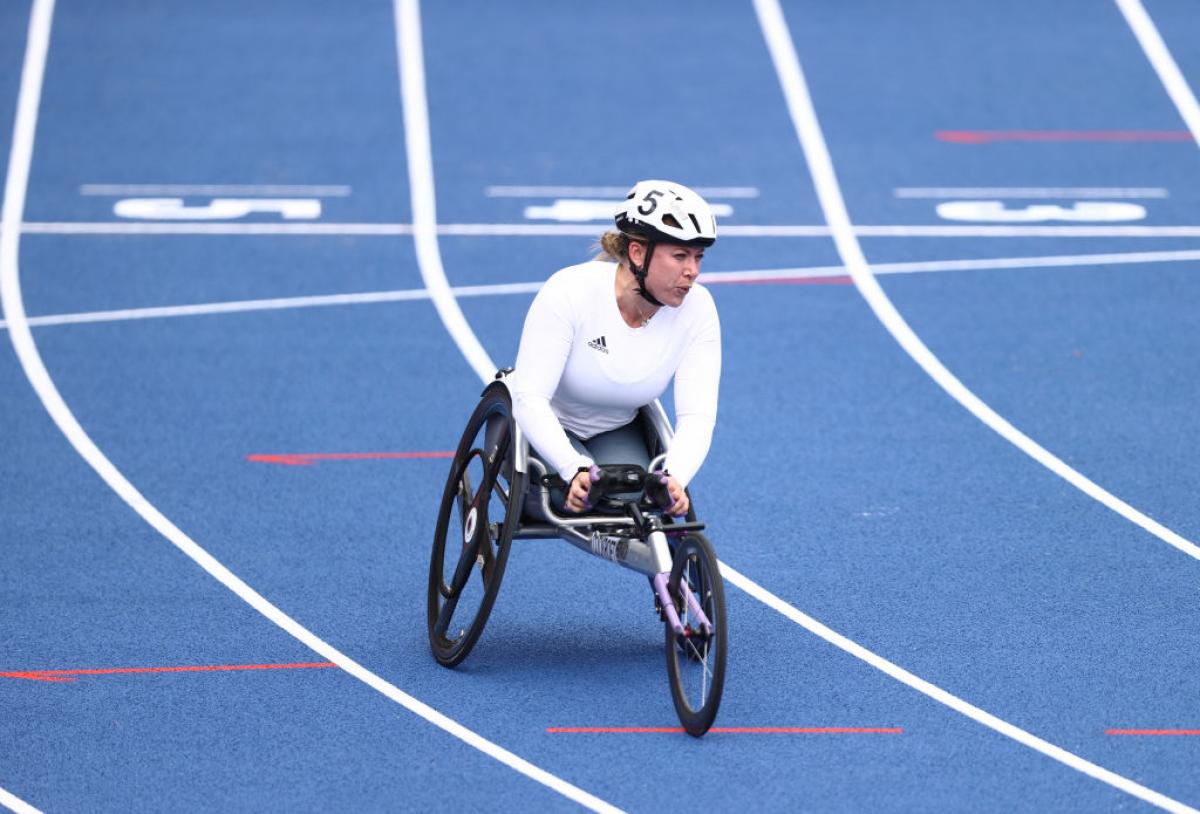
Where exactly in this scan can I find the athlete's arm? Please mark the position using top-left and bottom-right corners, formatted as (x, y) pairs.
(510, 279), (594, 483)
(665, 299), (721, 487)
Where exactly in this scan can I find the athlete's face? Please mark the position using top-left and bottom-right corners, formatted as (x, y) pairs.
(630, 242), (704, 307)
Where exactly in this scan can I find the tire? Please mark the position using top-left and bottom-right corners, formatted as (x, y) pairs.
(427, 382), (524, 667)
(664, 532), (727, 736)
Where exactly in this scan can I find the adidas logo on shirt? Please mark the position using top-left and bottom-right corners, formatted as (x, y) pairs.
(587, 335), (609, 353)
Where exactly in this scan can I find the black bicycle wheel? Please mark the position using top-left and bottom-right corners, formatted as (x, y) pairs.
(664, 532), (727, 736)
(427, 382), (524, 667)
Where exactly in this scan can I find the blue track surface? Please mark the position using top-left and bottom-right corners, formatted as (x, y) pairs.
(3, 1), (1200, 811)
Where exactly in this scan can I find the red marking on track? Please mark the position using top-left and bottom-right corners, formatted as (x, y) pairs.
(709, 275), (853, 286)
(1106, 729), (1200, 736)
(546, 726), (902, 734)
(0, 662), (337, 683)
(247, 451), (453, 466)
(937, 129), (1194, 144)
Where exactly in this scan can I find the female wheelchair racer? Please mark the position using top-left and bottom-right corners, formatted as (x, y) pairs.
(426, 181), (728, 735)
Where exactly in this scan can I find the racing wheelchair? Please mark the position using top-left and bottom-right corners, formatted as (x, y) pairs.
(426, 371), (727, 736)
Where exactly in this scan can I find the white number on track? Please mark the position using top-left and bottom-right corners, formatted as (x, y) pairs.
(113, 197), (322, 220)
(935, 200), (1146, 222)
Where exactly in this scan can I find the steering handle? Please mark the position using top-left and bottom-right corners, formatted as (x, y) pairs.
(582, 464), (602, 509)
(642, 470), (673, 511)
(582, 464), (674, 512)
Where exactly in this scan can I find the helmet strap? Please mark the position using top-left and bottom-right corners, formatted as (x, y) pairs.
(629, 241), (665, 307)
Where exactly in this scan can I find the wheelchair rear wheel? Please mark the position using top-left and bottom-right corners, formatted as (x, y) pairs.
(427, 382), (525, 667)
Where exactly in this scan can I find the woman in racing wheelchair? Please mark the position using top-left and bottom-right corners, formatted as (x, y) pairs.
(428, 180), (725, 734)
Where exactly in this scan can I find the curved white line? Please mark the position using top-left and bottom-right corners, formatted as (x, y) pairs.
(0, 9), (56, 814)
(719, 562), (1198, 813)
(752, 0), (1198, 810)
(0, 786), (41, 814)
(752, 2), (1200, 569)
(381, 0), (1197, 806)
(394, 0), (495, 382)
(1115, 0), (1200, 145)
(0, 2), (618, 812)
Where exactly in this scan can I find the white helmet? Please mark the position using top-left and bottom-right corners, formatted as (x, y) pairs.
(614, 180), (717, 247)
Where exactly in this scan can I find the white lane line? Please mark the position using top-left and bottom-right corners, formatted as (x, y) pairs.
(0, 3), (619, 813)
(838, 224), (1200, 237)
(1, 6), (61, 814)
(0, 786), (41, 814)
(376, 0), (1199, 806)
(20, 221), (1200, 237)
(4, 246), (1200, 333)
(23, 221), (413, 235)
(4, 288), (441, 328)
(485, 185), (760, 198)
(894, 187), (1169, 199)
(394, 0), (495, 383)
(717, 563), (1198, 814)
(79, 184), (353, 197)
(0, 282), (541, 330)
(700, 247), (1200, 283)
(1115, 0), (1200, 147)
(441, 223), (1200, 238)
(752, 0), (1199, 811)
(755, 3), (1200, 567)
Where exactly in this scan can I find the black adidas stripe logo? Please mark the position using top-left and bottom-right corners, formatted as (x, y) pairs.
(587, 335), (609, 353)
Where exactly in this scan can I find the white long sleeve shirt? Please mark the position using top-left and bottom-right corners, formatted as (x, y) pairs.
(510, 260), (721, 486)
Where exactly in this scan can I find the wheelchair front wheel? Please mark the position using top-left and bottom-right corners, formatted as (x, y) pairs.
(664, 532), (727, 736)
(427, 382), (524, 668)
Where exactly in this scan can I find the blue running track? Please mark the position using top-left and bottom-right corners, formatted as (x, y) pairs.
(3, 1), (1200, 811)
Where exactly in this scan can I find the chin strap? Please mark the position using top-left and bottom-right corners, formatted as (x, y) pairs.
(629, 241), (665, 307)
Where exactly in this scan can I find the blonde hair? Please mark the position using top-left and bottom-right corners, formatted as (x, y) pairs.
(593, 230), (644, 263)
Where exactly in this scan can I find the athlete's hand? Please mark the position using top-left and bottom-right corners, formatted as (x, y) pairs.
(566, 468), (592, 513)
(665, 474), (689, 517)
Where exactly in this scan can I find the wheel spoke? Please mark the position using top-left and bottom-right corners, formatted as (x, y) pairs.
(478, 544), (494, 585)
(681, 635), (715, 683)
(433, 589), (461, 639)
(488, 422), (510, 464)
(491, 477), (509, 504)
(458, 467), (475, 517)
(677, 561), (716, 704)
(683, 640), (710, 706)
(446, 533), (482, 597)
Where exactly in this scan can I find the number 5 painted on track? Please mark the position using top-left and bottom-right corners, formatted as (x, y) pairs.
(936, 200), (1146, 222)
(113, 198), (322, 220)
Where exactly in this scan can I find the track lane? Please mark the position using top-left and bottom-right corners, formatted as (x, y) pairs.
(0, 1), (622, 810)
(396, 0), (1200, 811)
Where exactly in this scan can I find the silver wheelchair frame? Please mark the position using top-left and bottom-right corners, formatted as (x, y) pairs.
(503, 378), (681, 578)
(427, 372), (726, 736)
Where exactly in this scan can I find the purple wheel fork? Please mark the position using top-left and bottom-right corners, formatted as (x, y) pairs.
(653, 572), (713, 636)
